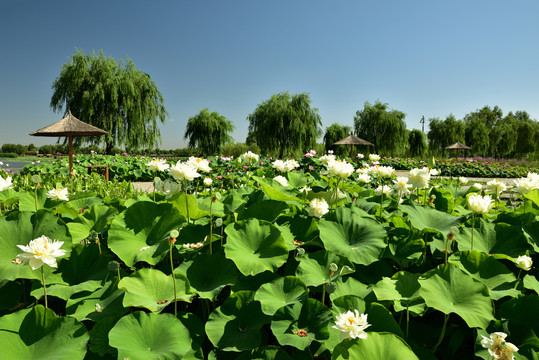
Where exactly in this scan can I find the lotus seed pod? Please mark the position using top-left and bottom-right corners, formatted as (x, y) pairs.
(31, 175), (42, 184)
(450, 226), (460, 236)
(107, 261), (120, 272)
(215, 218), (223, 227)
(326, 283), (337, 294)
(170, 229), (179, 238)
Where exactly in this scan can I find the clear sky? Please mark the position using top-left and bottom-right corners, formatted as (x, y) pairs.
(1, 0), (538, 150)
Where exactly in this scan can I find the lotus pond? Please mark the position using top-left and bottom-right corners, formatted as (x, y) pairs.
(0, 154), (538, 359)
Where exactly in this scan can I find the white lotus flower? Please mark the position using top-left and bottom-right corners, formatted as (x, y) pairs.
(326, 159), (354, 178)
(203, 178), (213, 187)
(299, 186), (311, 193)
(357, 153), (364, 159)
(408, 167), (431, 189)
(467, 193), (494, 214)
(168, 161), (200, 181)
(375, 185), (393, 196)
(187, 157), (212, 173)
(486, 179), (507, 194)
(319, 154), (336, 166)
(393, 176), (411, 195)
(357, 173), (371, 184)
(308, 198), (329, 218)
(376, 165), (395, 178)
(333, 310), (371, 340)
(429, 168), (439, 176)
(472, 183), (483, 190)
(273, 175), (288, 187)
(16, 235), (66, 270)
(146, 158), (170, 172)
(0, 175), (13, 191)
(242, 151), (259, 164)
(513, 176), (539, 194)
(481, 332), (519, 360)
(154, 178), (181, 199)
(459, 177), (468, 184)
(368, 154), (380, 162)
(272, 160), (286, 172)
(47, 187), (69, 201)
(516, 255), (533, 271)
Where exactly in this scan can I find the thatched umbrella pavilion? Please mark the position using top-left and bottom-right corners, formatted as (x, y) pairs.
(445, 141), (472, 159)
(29, 111), (108, 176)
(333, 133), (374, 159)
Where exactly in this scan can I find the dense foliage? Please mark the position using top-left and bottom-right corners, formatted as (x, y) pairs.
(247, 92), (322, 158)
(50, 49), (168, 153)
(323, 123), (353, 158)
(184, 109), (235, 156)
(1, 153), (539, 359)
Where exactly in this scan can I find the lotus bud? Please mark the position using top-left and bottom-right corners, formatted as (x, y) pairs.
(215, 218), (223, 227)
(296, 247), (305, 257)
(329, 263), (339, 273)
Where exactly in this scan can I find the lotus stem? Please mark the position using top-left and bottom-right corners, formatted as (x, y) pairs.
(117, 267), (121, 281)
(41, 267), (48, 309)
(514, 269), (522, 290)
(379, 193), (383, 219)
(34, 186), (38, 212)
(471, 213), (475, 251)
(406, 305), (410, 339)
(432, 313), (449, 354)
(209, 188), (213, 255)
(184, 180), (190, 225)
(170, 243), (177, 317)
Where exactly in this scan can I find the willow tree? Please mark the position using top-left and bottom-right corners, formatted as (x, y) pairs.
(184, 108), (234, 156)
(247, 92), (322, 158)
(50, 49), (167, 153)
(353, 101), (407, 156)
(323, 123), (352, 157)
(408, 129), (427, 157)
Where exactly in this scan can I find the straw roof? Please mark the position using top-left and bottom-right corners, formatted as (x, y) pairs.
(445, 141), (471, 150)
(29, 111), (108, 137)
(333, 134), (374, 146)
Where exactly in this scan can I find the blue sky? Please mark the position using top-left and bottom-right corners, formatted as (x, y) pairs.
(1, 0), (538, 150)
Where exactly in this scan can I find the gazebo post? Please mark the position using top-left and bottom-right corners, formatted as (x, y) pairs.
(68, 135), (74, 177)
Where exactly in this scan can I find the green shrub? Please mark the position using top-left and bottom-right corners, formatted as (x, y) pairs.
(0, 152), (17, 158)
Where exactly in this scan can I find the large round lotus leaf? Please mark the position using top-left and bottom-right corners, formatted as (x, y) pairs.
(0, 210), (71, 281)
(66, 278), (128, 322)
(418, 264), (493, 329)
(449, 250), (518, 300)
(329, 277), (371, 304)
(236, 346), (293, 360)
(372, 271), (426, 315)
(295, 250), (355, 287)
(254, 276), (308, 316)
(237, 199), (291, 222)
(332, 332), (419, 360)
(66, 204), (118, 244)
(271, 298), (332, 350)
(108, 201), (185, 266)
(319, 207), (387, 265)
(169, 192), (209, 220)
(0, 280), (23, 310)
(205, 290), (270, 352)
(251, 176), (301, 205)
(400, 203), (462, 235)
(224, 219), (289, 276)
(460, 221), (532, 258)
(88, 316), (117, 357)
(0, 305), (89, 360)
(186, 252), (240, 300)
(119, 268), (191, 313)
(18, 188), (48, 212)
(109, 311), (192, 360)
(32, 244), (110, 301)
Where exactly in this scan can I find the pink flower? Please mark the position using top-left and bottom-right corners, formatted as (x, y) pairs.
(217, 175), (223, 179)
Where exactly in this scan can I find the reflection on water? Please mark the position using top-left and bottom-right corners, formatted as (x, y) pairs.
(0, 161), (32, 173)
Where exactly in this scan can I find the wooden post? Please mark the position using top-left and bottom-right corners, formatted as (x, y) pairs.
(68, 135), (73, 177)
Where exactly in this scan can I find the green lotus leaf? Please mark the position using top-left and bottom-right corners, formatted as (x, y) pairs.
(0, 188), (20, 206)
(231, 271), (279, 293)
(0, 305), (89, 360)
(108, 201), (185, 266)
(458, 221), (532, 258)
(119, 268), (191, 313)
(430, 187), (455, 213)
(169, 192), (209, 219)
(329, 277), (371, 302)
(271, 298), (332, 350)
(66, 278), (128, 322)
(500, 295), (539, 335)
(325, 295), (367, 351)
(18, 188), (48, 212)
(109, 311), (192, 360)
(373, 271), (426, 315)
(364, 302), (405, 339)
(66, 204), (118, 244)
(254, 276), (308, 316)
(252, 176), (301, 204)
(186, 252), (240, 300)
(88, 316), (118, 357)
(205, 290), (271, 352)
(524, 189), (539, 208)
(523, 220), (539, 253)
(197, 195), (225, 217)
(332, 332), (419, 360)
(236, 346), (293, 360)
(448, 250), (518, 300)
(221, 192), (245, 214)
(224, 219), (289, 276)
(524, 275), (539, 295)
(0, 210), (71, 281)
(295, 250), (355, 287)
(400, 203), (462, 235)
(418, 264), (493, 329)
(237, 199), (290, 222)
(280, 216), (319, 244)
(319, 207), (387, 265)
